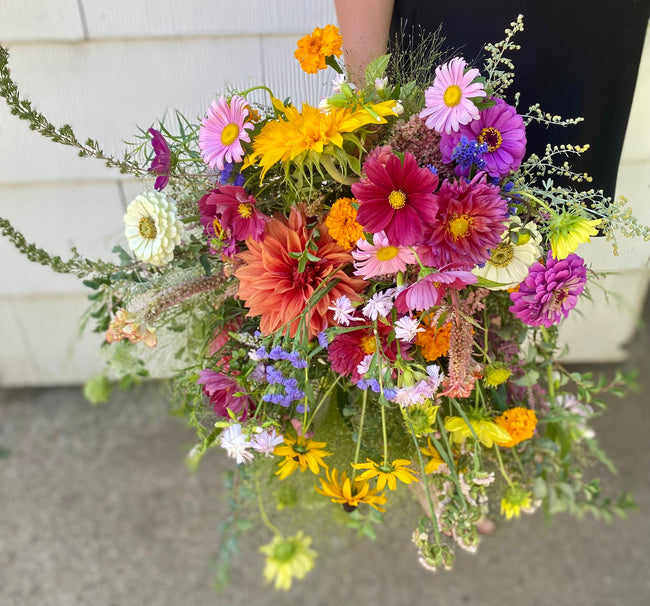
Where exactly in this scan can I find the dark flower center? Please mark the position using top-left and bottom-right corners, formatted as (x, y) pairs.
(478, 127), (503, 152)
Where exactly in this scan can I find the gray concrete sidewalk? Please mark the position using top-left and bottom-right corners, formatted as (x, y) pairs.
(1, 308), (649, 606)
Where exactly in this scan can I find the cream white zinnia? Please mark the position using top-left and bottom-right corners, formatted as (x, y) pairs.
(124, 191), (182, 266)
(473, 217), (542, 289)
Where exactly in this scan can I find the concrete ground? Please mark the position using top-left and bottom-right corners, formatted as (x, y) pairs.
(2, 300), (650, 606)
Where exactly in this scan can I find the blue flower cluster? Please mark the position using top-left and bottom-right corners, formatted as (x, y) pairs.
(356, 378), (397, 401)
(253, 345), (308, 369)
(451, 136), (488, 173)
(262, 365), (308, 412)
(219, 162), (245, 186)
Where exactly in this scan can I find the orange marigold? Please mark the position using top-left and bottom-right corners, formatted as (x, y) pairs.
(294, 24), (343, 74)
(325, 198), (365, 250)
(494, 407), (537, 447)
(416, 320), (452, 361)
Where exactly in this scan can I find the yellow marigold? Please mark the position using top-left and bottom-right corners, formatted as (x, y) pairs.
(416, 320), (452, 361)
(494, 407), (537, 447)
(325, 197), (365, 250)
(248, 99), (399, 180)
(294, 25), (343, 74)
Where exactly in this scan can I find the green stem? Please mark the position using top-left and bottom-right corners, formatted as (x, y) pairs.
(239, 85), (275, 100)
(352, 389), (368, 480)
(303, 374), (342, 433)
(255, 476), (281, 536)
(494, 445), (515, 488)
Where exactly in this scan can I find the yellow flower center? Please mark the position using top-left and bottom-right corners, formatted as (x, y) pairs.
(220, 122), (240, 146)
(443, 84), (463, 107)
(360, 336), (377, 354)
(238, 202), (253, 219)
(388, 190), (407, 209)
(138, 216), (157, 239)
(448, 214), (473, 239)
(478, 126), (503, 152)
(488, 242), (514, 267)
(212, 218), (224, 238)
(376, 245), (400, 261)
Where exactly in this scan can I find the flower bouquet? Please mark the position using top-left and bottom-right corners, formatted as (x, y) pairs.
(0, 16), (644, 591)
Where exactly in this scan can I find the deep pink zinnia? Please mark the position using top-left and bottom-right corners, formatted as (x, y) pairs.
(351, 152), (439, 247)
(440, 98), (527, 178)
(395, 266), (477, 313)
(509, 252), (587, 328)
(197, 369), (254, 420)
(148, 128), (171, 191)
(418, 173), (508, 268)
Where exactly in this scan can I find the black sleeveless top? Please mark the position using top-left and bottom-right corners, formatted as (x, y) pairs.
(390, 1), (649, 198)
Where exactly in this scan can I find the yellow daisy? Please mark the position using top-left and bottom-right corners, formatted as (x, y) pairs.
(548, 213), (602, 260)
(315, 468), (387, 512)
(274, 435), (331, 480)
(352, 458), (419, 491)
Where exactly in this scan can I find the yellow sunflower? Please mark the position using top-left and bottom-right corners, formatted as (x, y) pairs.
(274, 435), (332, 480)
(352, 458), (419, 491)
(315, 468), (387, 512)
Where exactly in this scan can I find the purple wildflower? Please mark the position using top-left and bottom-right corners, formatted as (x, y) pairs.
(509, 252), (587, 327)
(148, 128), (171, 191)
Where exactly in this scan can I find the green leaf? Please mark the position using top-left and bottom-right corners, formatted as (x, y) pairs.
(364, 54), (391, 86)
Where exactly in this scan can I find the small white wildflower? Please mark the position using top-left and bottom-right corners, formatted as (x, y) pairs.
(374, 77), (388, 92)
(394, 316), (424, 342)
(250, 427), (284, 457)
(393, 101), (404, 116)
(362, 289), (394, 321)
(219, 424), (253, 464)
(328, 295), (359, 326)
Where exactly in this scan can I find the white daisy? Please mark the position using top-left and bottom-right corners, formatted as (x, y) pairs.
(124, 191), (183, 266)
(473, 217), (542, 289)
(328, 295), (359, 326)
(362, 289), (395, 321)
(394, 316), (424, 343)
(219, 424), (254, 464)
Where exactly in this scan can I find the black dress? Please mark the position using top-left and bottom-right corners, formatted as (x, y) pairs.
(389, 1), (649, 198)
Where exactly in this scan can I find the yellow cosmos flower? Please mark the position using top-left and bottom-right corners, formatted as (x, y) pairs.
(548, 213), (602, 259)
(315, 467), (387, 512)
(444, 415), (512, 448)
(274, 435), (331, 480)
(494, 407), (537, 447)
(259, 531), (317, 590)
(249, 100), (398, 179)
(352, 458), (419, 491)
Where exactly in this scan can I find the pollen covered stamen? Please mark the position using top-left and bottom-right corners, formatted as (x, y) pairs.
(138, 216), (157, 239)
(478, 127), (503, 152)
(388, 190), (407, 209)
(488, 243), (515, 267)
(443, 84), (462, 107)
(220, 122), (239, 145)
(376, 245), (399, 261)
(360, 335), (377, 354)
(238, 202), (253, 219)
(448, 214), (473, 240)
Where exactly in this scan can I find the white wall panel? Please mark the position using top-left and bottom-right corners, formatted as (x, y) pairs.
(0, 0), (85, 42)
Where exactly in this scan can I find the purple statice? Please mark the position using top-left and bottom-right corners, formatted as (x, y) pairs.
(197, 369), (253, 420)
(148, 128), (171, 191)
(449, 136), (488, 176)
(509, 252), (587, 327)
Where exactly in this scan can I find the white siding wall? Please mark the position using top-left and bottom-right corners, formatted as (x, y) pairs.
(0, 3), (648, 385)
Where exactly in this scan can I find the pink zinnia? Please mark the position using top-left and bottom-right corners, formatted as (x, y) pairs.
(197, 369), (254, 420)
(351, 152), (439, 247)
(419, 57), (486, 135)
(352, 231), (416, 279)
(418, 173), (508, 268)
(440, 98), (527, 178)
(395, 266), (477, 313)
(199, 95), (254, 170)
(198, 185), (269, 244)
(509, 252), (587, 327)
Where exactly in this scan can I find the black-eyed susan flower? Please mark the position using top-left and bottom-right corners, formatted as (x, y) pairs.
(273, 435), (331, 480)
(315, 467), (387, 512)
(259, 531), (317, 591)
(352, 458), (419, 491)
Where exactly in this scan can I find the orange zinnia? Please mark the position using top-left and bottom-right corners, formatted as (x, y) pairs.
(235, 208), (367, 339)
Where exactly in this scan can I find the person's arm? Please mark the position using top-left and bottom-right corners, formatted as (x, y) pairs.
(334, 0), (395, 86)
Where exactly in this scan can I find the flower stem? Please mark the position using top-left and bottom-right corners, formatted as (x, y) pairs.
(255, 476), (281, 536)
(303, 374), (342, 433)
(352, 389), (368, 480)
(494, 445), (514, 488)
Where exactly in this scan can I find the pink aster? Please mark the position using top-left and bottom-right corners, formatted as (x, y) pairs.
(351, 152), (439, 247)
(418, 173), (508, 268)
(197, 369), (254, 420)
(395, 266), (477, 313)
(509, 252), (587, 327)
(199, 95), (254, 170)
(420, 57), (486, 135)
(148, 128), (171, 191)
(352, 231), (416, 279)
(440, 98), (527, 178)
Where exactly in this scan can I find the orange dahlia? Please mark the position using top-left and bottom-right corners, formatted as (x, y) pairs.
(235, 209), (367, 339)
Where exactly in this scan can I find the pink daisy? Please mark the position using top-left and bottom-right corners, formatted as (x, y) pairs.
(395, 266), (477, 313)
(440, 98), (527, 178)
(419, 57), (486, 135)
(199, 95), (254, 171)
(352, 231), (416, 279)
(418, 173), (508, 268)
(351, 152), (439, 247)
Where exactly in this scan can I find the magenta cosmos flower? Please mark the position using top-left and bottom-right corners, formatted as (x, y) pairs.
(440, 98), (527, 178)
(199, 95), (254, 171)
(419, 57), (486, 135)
(148, 128), (171, 191)
(418, 173), (508, 268)
(197, 369), (254, 420)
(351, 152), (439, 247)
(395, 266), (477, 313)
(509, 252), (587, 327)
(352, 231), (416, 279)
